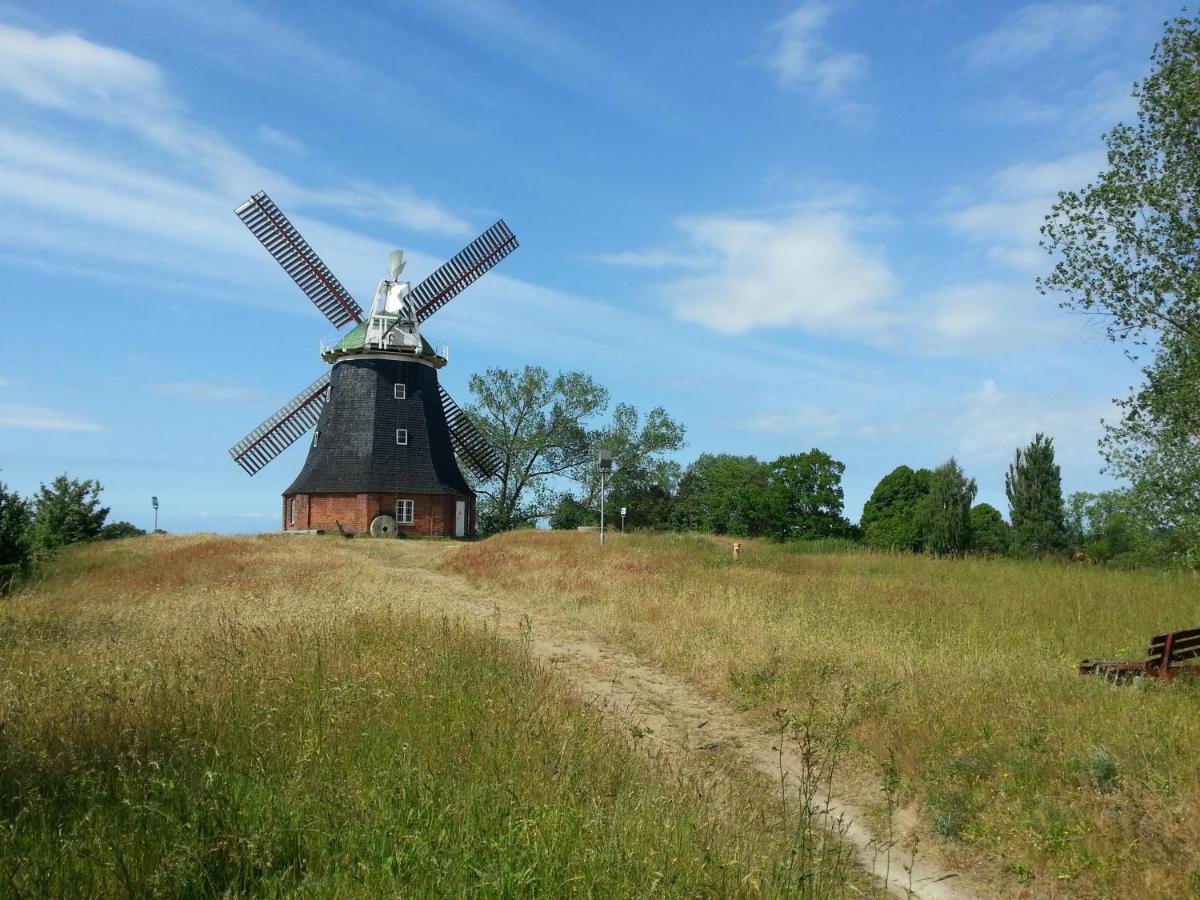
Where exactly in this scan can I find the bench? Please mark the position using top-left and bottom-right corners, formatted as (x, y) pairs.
(1080, 626), (1200, 681)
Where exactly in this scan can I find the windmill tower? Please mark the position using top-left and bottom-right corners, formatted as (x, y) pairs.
(228, 191), (515, 537)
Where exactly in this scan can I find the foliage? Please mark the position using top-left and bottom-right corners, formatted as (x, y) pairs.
(0, 481), (31, 592)
(1064, 489), (1181, 567)
(589, 403), (686, 530)
(860, 465), (931, 551)
(467, 367), (608, 534)
(671, 454), (769, 536)
(763, 449), (852, 541)
(27, 475), (109, 558)
(916, 458), (977, 556)
(1040, 15), (1200, 559)
(549, 495), (597, 530)
(99, 521), (146, 540)
(968, 503), (1009, 556)
(1005, 434), (1067, 556)
(466, 368), (684, 535)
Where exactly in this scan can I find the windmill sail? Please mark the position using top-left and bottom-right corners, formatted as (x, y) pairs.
(235, 191), (364, 328)
(229, 373), (331, 475)
(411, 220), (518, 323)
(438, 386), (503, 479)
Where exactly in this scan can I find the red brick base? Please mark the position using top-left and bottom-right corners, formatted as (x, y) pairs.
(283, 492), (475, 537)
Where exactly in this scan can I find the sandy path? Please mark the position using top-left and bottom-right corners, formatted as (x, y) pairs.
(391, 543), (984, 900)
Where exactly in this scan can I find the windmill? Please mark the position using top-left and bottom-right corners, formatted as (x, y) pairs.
(228, 191), (515, 537)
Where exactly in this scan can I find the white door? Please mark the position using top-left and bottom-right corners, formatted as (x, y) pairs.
(454, 500), (466, 537)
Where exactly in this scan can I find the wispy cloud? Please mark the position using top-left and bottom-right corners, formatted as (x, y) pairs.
(0, 405), (103, 431)
(764, 1), (871, 125)
(592, 249), (706, 269)
(944, 150), (1105, 271)
(149, 381), (262, 402)
(965, 3), (1119, 69)
(257, 125), (305, 155)
(0, 23), (471, 238)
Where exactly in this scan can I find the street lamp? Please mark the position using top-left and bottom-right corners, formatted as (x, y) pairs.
(597, 449), (612, 545)
(151, 496), (159, 533)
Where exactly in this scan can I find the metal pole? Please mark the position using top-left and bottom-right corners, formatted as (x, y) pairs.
(154, 507), (158, 532)
(599, 470), (606, 545)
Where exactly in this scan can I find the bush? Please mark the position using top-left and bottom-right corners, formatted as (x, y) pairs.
(100, 521), (147, 540)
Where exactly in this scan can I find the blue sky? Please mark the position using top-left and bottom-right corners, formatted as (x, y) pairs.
(0, 0), (1178, 533)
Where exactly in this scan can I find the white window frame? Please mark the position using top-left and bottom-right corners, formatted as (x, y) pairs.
(288, 498), (296, 525)
(396, 428), (408, 446)
(396, 499), (414, 524)
(394, 383), (406, 400)
(312, 429), (319, 447)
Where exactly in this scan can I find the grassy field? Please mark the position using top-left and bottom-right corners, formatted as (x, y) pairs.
(0, 536), (859, 898)
(447, 531), (1200, 898)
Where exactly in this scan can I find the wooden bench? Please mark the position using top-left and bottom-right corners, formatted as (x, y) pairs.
(1080, 626), (1200, 681)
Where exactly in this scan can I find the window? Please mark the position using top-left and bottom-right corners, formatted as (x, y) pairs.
(396, 499), (414, 524)
(394, 383), (406, 400)
(287, 498), (296, 525)
(312, 430), (319, 447)
(396, 428), (408, 445)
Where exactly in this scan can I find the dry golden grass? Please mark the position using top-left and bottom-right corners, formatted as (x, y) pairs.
(446, 530), (1200, 897)
(1, 534), (860, 898)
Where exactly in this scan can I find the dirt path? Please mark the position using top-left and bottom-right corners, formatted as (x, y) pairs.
(393, 543), (984, 900)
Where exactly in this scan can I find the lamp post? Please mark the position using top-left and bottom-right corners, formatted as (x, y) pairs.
(597, 449), (612, 545)
(620, 506), (626, 533)
(151, 496), (159, 533)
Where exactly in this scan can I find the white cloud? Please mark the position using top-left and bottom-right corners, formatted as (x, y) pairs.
(0, 405), (103, 431)
(592, 249), (706, 269)
(258, 125), (305, 155)
(765, 2), (871, 124)
(944, 150), (1105, 272)
(662, 212), (897, 336)
(149, 382), (262, 402)
(0, 24), (471, 238)
(966, 3), (1118, 69)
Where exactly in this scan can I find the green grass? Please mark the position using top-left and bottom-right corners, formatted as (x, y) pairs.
(447, 530), (1200, 897)
(0, 536), (857, 898)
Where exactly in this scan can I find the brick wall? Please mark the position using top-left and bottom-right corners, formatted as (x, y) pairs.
(283, 491), (474, 536)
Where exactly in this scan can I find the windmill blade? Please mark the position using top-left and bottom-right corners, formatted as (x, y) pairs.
(229, 373), (331, 475)
(410, 220), (518, 323)
(438, 386), (503, 479)
(235, 191), (364, 328)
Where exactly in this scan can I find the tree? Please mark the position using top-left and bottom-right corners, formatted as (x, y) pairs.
(1005, 434), (1067, 556)
(968, 503), (1009, 556)
(466, 367), (685, 535)
(0, 481), (31, 591)
(587, 403), (685, 531)
(27, 475), (109, 557)
(860, 465), (931, 551)
(916, 458), (977, 556)
(467, 367), (607, 534)
(672, 454), (769, 536)
(763, 449), (852, 541)
(100, 521), (147, 540)
(1040, 15), (1200, 551)
(549, 495), (597, 530)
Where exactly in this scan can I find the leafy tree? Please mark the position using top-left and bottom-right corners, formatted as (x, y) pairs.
(763, 449), (852, 541)
(27, 475), (109, 557)
(1065, 489), (1180, 567)
(1005, 434), (1067, 556)
(100, 521), (147, 540)
(672, 454), (769, 536)
(1040, 15), (1200, 554)
(549, 495), (597, 530)
(466, 367), (685, 535)
(860, 465), (931, 551)
(968, 503), (1009, 556)
(467, 367), (608, 534)
(586, 403), (685, 531)
(916, 458), (977, 556)
(0, 481), (31, 591)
